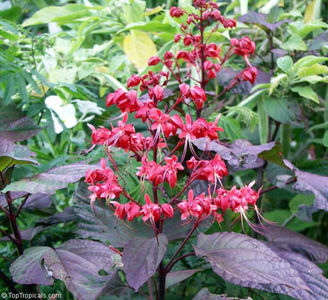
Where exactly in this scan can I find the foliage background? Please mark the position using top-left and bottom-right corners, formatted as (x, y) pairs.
(0, 0), (328, 299)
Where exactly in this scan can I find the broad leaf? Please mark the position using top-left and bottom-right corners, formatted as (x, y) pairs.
(239, 11), (290, 32)
(0, 138), (37, 171)
(0, 107), (41, 142)
(0, 192), (51, 210)
(263, 98), (296, 124)
(217, 68), (271, 95)
(3, 161), (97, 194)
(294, 55), (328, 69)
(260, 224), (328, 263)
(309, 30), (328, 50)
(10, 246), (54, 285)
(22, 4), (91, 26)
(10, 240), (119, 300)
(166, 269), (202, 289)
(194, 232), (327, 299)
(37, 207), (76, 225)
(123, 234), (168, 291)
(291, 86), (319, 103)
(284, 160), (328, 212)
(123, 30), (157, 72)
(192, 138), (275, 171)
(193, 288), (250, 300)
(0, 226), (46, 242)
(282, 34), (307, 51)
(277, 56), (293, 73)
(119, 21), (177, 33)
(272, 248), (328, 299)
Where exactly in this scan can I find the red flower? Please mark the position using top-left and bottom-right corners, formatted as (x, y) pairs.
(86, 159), (123, 201)
(111, 201), (140, 221)
(140, 194), (161, 222)
(88, 124), (111, 145)
(152, 85), (164, 101)
(170, 6), (184, 18)
(231, 36), (255, 57)
(190, 86), (206, 109)
(163, 155), (184, 188)
(161, 203), (174, 218)
(149, 108), (177, 138)
(148, 56), (161, 66)
(127, 74), (141, 88)
(241, 66), (257, 84)
(177, 190), (203, 220)
(219, 16), (236, 28)
(106, 89), (139, 113)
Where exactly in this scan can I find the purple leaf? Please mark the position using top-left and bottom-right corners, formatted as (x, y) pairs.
(0, 226), (46, 242)
(2, 161), (98, 194)
(271, 247), (328, 299)
(122, 234), (168, 291)
(193, 288), (250, 300)
(260, 224), (328, 263)
(194, 232), (319, 298)
(192, 138), (275, 171)
(284, 160), (328, 212)
(217, 68), (271, 95)
(0, 193), (51, 210)
(37, 207), (76, 225)
(309, 30), (328, 50)
(10, 239), (119, 300)
(24, 193), (52, 210)
(0, 138), (38, 168)
(10, 246), (55, 285)
(166, 269), (202, 289)
(0, 110), (41, 142)
(239, 11), (290, 32)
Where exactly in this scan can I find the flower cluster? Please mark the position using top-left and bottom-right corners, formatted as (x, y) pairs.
(85, 0), (260, 228)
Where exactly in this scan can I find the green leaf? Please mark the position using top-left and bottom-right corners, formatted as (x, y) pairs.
(258, 142), (286, 168)
(289, 194), (315, 214)
(294, 55), (328, 69)
(258, 98), (269, 144)
(119, 21), (176, 34)
(123, 0), (146, 23)
(323, 131), (328, 147)
(298, 64), (328, 77)
(22, 4), (91, 26)
(291, 86), (319, 103)
(290, 20), (328, 38)
(263, 98), (295, 123)
(123, 30), (157, 72)
(3, 73), (15, 105)
(282, 34), (307, 51)
(16, 73), (28, 103)
(277, 56), (293, 73)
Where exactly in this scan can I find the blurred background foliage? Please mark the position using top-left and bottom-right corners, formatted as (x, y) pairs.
(0, 0), (328, 298)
